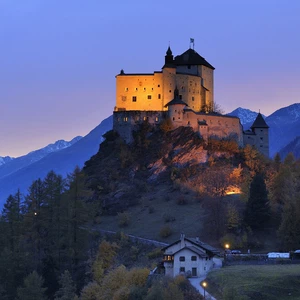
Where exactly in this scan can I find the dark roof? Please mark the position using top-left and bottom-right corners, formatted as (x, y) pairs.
(162, 237), (220, 256)
(251, 113), (269, 129)
(174, 49), (215, 69)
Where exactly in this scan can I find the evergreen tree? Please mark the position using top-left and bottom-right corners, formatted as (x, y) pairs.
(17, 271), (47, 300)
(244, 173), (270, 231)
(54, 270), (76, 300)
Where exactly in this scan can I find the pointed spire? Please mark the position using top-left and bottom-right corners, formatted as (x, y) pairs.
(166, 46), (172, 56)
(251, 112), (269, 129)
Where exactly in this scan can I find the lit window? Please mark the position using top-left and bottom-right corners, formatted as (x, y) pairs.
(179, 256), (185, 261)
(147, 95), (152, 100)
(191, 256), (197, 261)
(124, 117), (128, 122)
(155, 117), (159, 122)
(132, 96), (137, 102)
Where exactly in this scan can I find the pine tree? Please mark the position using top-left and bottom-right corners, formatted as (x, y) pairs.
(17, 271), (47, 300)
(244, 173), (270, 231)
(54, 270), (76, 300)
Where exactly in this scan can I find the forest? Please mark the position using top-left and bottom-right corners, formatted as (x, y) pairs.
(1, 124), (300, 299)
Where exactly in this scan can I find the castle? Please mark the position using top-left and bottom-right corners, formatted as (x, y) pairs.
(113, 44), (269, 157)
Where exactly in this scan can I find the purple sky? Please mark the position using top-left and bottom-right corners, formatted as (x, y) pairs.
(1, 0), (300, 157)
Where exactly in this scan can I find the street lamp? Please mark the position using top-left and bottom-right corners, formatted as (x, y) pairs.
(202, 281), (207, 299)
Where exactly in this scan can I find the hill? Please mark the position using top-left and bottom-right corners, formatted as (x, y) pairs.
(279, 136), (300, 159)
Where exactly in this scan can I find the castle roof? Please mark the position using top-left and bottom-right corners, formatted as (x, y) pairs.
(251, 113), (269, 129)
(174, 48), (215, 69)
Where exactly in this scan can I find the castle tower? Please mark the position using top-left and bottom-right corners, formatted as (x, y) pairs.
(244, 113), (269, 157)
(165, 87), (187, 127)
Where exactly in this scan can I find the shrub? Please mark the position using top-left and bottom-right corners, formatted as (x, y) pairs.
(118, 212), (131, 227)
(163, 214), (176, 223)
(147, 248), (162, 259)
(160, 225), (172, 238)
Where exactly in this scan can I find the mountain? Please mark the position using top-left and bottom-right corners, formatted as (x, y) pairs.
(0, 156), (14, 166)
(279, 136), (300, 159)
(0, 115), (113, 207)
(0, 136), (82, 180)
(266, 103), (300, 156)
(227, 107), (266, 129)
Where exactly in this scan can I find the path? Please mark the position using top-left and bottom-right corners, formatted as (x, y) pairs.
(188, 257), (222, 300)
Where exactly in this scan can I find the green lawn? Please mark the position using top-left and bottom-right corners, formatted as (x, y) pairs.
(207, 265), (300, 300)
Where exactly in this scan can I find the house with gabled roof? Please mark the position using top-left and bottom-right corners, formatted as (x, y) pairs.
(162, 233), (220, 278)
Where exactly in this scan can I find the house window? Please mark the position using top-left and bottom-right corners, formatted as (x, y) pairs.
(180, 267), (185, 273)
(147, 95), (152, 100)
(123, 117), (128, 122)
(192, 268), (197, 276)
(155, 117), (159, 122)
(179, 256), (185, 262)
(191, 256), (197, 261)
(158, 94), (161, 99)
(132, 96), (137, 102)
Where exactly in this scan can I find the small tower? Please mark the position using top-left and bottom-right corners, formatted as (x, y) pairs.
(164, 46), (174, 67)
(165, 87), (187, 127)
(250, 112), (269, 157)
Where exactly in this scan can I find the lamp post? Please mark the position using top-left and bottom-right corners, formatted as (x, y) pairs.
(202, 281), (207, 299)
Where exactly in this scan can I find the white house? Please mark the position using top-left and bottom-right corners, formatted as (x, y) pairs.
(162, 234), (219, 278)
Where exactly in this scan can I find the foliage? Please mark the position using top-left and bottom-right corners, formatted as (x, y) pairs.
(159, 225), (173, 238)
(54, 270), (76, 300)
(244, 173), (270, 232)
(117, 212), (131, 227)
(17, 271), (47, 300)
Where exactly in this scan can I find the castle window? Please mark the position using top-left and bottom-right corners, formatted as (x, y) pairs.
(192, 97), (194, 101)
(179, 256), (185, 261)
(147, 95), (152, 100)
(179, 95), (182, 99)
(191, 256), (197, 261)
(169, 90), (172, 93)
(187, 121), (190, 125)
(158, 94), (161, 99)
(143, 116), (148, 121)
(175, 110), (177, 112)
(122, 96), (127, 101)
(173, 117), (175, 121)
(143, 87), (146, 91)
(158, 84), (160, 87)
(139, 82), (142, 86)
(125, 87), (128, 91)
(135, 88), (138, 91)
(132, 96), (137, 102)
(151, 88), (154, 91)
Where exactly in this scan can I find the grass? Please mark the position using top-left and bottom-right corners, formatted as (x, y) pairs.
(207, 265), (300, 300)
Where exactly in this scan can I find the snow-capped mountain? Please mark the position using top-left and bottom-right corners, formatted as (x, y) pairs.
(0, 115), (113, 208)
(0, 156), (14, 166)
(0, 136), (82, 180)
(227, 107), (266, 129)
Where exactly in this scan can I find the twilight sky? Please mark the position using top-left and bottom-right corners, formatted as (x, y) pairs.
(1, 0), (300, 157)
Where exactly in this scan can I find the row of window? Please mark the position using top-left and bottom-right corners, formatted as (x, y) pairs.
(122, 95), (162, 102)
(125, 84), (161, 91)
(179, 256), (197, 261)
(118, 116), (160, 122)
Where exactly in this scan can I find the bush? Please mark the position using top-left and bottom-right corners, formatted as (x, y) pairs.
(118, 212), (131, 227)
(160, 225), (172, 238)
(147, 248), (162, 259)
(163, 214), (176, 223)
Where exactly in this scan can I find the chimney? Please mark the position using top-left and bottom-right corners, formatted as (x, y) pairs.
(180, 233), (185, 248)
